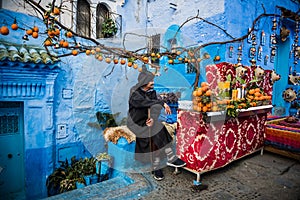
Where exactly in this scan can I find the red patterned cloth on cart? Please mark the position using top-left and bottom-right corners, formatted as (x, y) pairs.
(175, 62), (273, 172)
(176, 110), (266, 172)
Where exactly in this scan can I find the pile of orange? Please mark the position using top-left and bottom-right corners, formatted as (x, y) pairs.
(246, 88), (272, 106)
(192, 82), (216, 112)
(215, 98), (248, 110)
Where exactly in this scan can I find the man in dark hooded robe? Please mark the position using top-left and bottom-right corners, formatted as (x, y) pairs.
(127, 66), (186, 181)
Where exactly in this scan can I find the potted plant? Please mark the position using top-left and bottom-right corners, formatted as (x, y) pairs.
(101, 18), (118, 38)
(75, 177), (86, 189)
(75, 157), (97, 185)
(46, 157), (79, 196)
(46, 168), (67, 196)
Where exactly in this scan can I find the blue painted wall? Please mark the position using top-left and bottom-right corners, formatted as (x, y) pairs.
(0, 0), (299, 199)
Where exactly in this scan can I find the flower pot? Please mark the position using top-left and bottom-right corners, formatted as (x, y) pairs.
(98, 159), (111, 182)
(76, 181), (85, 189)
(84, 175), (92, 185)
(90, 174), (99, 184)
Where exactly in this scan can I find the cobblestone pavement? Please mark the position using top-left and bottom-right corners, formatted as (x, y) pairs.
(136, 151), (300, 200)
(44, 151), (299, 200)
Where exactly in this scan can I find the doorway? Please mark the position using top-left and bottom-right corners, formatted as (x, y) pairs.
(0, 101), (25, 199)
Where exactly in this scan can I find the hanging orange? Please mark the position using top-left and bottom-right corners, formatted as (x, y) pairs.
(72, 50), (78, 56)
(47, 30), (55, 38)
(113, 59), (119, 64)
(32, 32), (38, 38)
(97, 55), (103, 61)
(62, 41), (69, 48)
(120, 59), (126, 65)
(54, 28), (60, 36)
(59, 40), (64, 46)
(66, 31), (73, 38)
(44, 40), (52, 46)
(105, 58), (111, 63)
(168, 59), (174, 64)
(85, 49), (91, 55)
(26, 29), (33, 35)
(127, 62), (133, 67)
(95, 47), (101, 52)
(142, 56), (149, 63)
(133, 64), (138, 69)
(53, 7), (60, 15)
(11, 23), (18, 30)
(33, 26), (39, 32)
(0, 26), (9, 35)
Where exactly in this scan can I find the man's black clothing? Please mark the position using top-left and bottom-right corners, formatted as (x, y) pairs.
(127, 68), (172, 163)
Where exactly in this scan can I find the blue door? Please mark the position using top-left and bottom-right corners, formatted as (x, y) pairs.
(0, 102), (25, 199)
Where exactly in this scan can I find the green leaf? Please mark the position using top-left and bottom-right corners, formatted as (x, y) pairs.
(236, 77), (245, 84)
(226, 74), (232, 82)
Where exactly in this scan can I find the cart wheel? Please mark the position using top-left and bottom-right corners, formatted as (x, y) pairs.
(190, 184), (208, 192)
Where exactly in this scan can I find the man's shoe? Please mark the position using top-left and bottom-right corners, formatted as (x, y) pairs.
(152, 169), (164, 181)
(166, 157), (186, 168)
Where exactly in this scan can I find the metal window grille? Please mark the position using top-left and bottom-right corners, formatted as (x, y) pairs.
(0, 102), (21, 135)
(96, 3), (109, 38)
(76, 0), (91, 37)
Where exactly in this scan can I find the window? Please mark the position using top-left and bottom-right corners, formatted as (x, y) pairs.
(76, 0), (91, 37)
(0, 102), (22, 135)
(75, 1), (121, 39)
(96, 3), (109, 38)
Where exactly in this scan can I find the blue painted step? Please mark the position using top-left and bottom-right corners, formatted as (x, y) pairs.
(43, 172), (152, 200)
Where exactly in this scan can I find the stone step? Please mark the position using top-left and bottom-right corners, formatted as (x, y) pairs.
(44, 172), (152, 200)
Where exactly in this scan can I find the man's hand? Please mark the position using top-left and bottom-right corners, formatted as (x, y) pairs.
(146, 118), (154, 127)
(164, 103), (172, 115)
